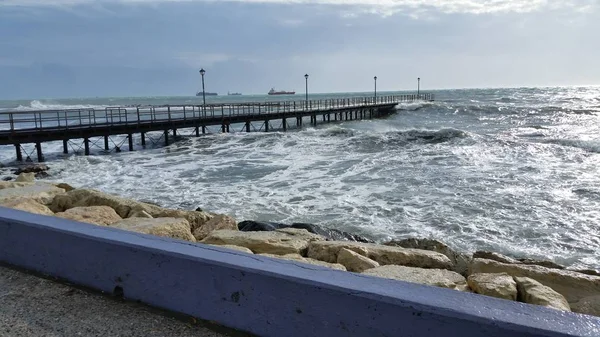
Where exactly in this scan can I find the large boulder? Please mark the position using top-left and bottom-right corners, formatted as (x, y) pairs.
(15, 173), (35, 182)
(467, 273), (517, 301)
(0, 181), (34, 190)
(238, 220), (373, 243)
(473, 251), (521, 264)
(385, 238), (469, 275)
(0, 184), (65, 205)
(49, 189), (211, 231)
(337, 248), (379, 272)
(308, 241), (452, 270)
(514, 277), (570, 311)
(111, 217), (195, 242)
(517, 258), (565, 270)
(202, 228), (324, 256)
(193, 214), (238, 241)
(362, 265), (468, 291)
(13, 164), (49, 175)
(470, 258), (600, 315)
(0, 198), (54, 216)
(259, 253), (347, 271)
(207, 244), (254, 254)
(571, 296), (600, 317)
(55, 206), (122, 226)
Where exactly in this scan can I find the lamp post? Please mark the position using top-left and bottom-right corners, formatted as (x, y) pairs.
(417, 77), (420, 99)
(304, 74), (309, 108)
(374, 76), (377, 99)
(199, 68), (206, 105)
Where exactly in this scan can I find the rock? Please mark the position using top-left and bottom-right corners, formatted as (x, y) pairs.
(201, 228), (324, 256)
(207, 244), (254, 254)
(259, 253), (346, 271)
(337, 248), (379, 272)
(55, 183), (75, 192)
(193, 214), (238, 241)
(55, 206), (122, 226)
(15, 173), (35, 182)
(128, 210), (153, 218)
(362, 265), (468, 291)
(13, 164), (49, 175)
(467, 273), (517, 301)
(49, 189), (211, 231)
(570, 269), (600, 277)
(517, 258), (565, 270)
(0, 184), (65, 205)
(308, 241), (452, 270)
(237, 220), (374, 243)
(0, 181), (34, 190)
(514, 277), (571, 311)
(385, 238), (470, 275)
(469, 258), (600, 315)
(0, 198), (54, 216)
(2, 176), (13, 181)
(570, 296), (600, 317)
(111, 217), (195, 242)
(473, 251), (521, 264)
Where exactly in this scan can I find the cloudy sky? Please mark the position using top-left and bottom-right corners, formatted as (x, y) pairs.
(0, 0), (598, 99)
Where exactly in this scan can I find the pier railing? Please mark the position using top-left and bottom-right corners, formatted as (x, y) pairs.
(0, 93), (433, 132)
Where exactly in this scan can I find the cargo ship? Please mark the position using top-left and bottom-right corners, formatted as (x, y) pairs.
(228, 91), (242, 96)
(268, 88), (295, 95)
(196, 91), (218, 96)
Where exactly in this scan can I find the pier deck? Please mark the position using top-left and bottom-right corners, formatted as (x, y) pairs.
(0, 94), (433, 162)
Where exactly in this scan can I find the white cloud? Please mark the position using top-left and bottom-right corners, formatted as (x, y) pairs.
(1, 0), (597, 16)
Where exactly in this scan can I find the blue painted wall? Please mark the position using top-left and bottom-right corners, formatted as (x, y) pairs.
(1, 207), (599, 337)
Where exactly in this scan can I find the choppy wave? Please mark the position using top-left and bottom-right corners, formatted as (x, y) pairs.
(538, 138), (600, 153)
(9, 100), (108, 111)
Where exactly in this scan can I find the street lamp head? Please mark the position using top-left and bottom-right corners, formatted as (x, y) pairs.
(305, 74), (309, 79)
(200, 68), (206, 76)
(374, 76), (377, 80)
(418, 77), (420, 81)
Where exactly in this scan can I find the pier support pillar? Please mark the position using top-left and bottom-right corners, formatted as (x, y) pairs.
(227, 124), (230, 133)
(36, 142), (43, 162)
(282, 118), (287, 131)
(327, 114), (331, 123)
(15, 144), (22, 162)
(164, 131), (169, 146)
(265, 120), (269, 132)
(245, 121), (250, 132)
(173, 129), (177, 137)
(63, 140), (68, 154)
(84, 138), (90, 156)
(221, 124), (226, 133)
(195, 127), (200, 137)
(322, 114), (326, 122)
(296, 117), (301, 126)
(128, 134), (134, 151)
(202, 126), (206, 134)
(141, 133), (146, 147)
(104, 136), (109, 151)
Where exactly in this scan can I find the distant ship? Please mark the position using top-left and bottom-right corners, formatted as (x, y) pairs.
(268, 88), (295, 95)
(196, 92), (218, 96)
(228, 91), (242, 96)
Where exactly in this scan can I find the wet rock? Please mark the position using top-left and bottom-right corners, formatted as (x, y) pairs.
(337, 248), (379, 272)
(363, 265), (468, 291)
(0, 198), (54, 216)
(2, 176), (13, 181)
(515, 277), (571, 311)
(15, 173), (35, 182)
(259, 253), (346, 271)
(55, 183), (75, 192)
(202, 228), (324, 256)
(207, 244), (254, 254)
(13, 164), (49, 175)
(193, 215), (238, 241)
(0, 184), (65, 205)
(473, 251), (521, 264)
(386, 238), (470, 275)
(308, 241), (452, 270)
(237, 220), (373, 243)
(517, 258), (565, 270)
(470, 258), (600, 316)
(570, 269), (600, 277)
(570, 295), (600, 317)
(467, 273), (517, 301)
(111, 217), (195, 242)
(55, 206), (122, 226)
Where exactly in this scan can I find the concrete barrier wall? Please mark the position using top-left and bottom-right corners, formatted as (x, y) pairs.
(1, 207), (599, 337)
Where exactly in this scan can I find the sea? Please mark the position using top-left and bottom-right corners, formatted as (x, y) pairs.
(1, 87), (599, 270)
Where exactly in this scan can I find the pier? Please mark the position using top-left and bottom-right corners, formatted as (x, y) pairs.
(0, 94), (433, 162)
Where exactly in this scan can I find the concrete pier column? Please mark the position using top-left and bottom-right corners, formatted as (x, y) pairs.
(104, 135), (109, 151)
(195, 127), (200, 137)
(15, 144), (22, 162)
(128, 134), (134, 151)
(164, 131), (169, 146)
(63, 140), (68, 154)
(226, 124), (230, 133)
(221, 124), (226, 133)
(282, 118), (287, 131)
(36, 142), (43, 162)
(265, 120), (269, 132)
(202, 126), (206, 134)
(173, 129), (177, 137)
(141, 133), (146, 146)
(84, 138), (90, 156)
(245, 121), (250, 132)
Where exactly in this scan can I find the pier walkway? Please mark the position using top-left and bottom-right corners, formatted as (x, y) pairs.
(0, 93), (433, 162)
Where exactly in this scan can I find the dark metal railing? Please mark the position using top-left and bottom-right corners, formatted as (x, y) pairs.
(0, 93), (434, 132)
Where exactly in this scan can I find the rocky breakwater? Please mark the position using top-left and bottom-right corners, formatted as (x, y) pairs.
(1, 174), (599, 318)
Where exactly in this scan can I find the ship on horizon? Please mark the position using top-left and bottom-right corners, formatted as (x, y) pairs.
(268, 88), (295, 95)
(228, 91), (242, 96)
(196, 91), (218, 96)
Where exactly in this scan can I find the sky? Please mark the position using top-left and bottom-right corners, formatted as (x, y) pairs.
(0, 0), (599, 99)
